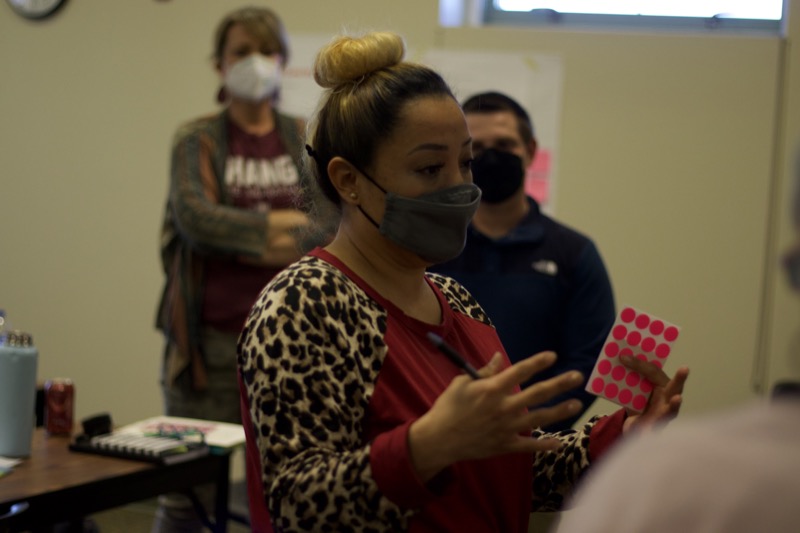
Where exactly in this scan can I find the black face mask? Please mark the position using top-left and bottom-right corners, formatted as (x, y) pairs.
(471, 148), (525, 204)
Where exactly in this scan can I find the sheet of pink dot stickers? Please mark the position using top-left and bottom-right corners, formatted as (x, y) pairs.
(586, 305), (680, 412)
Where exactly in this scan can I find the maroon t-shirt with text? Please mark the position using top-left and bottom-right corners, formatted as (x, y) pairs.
(201, 119), (302, 333)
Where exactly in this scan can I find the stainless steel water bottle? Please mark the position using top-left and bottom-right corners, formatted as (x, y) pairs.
(0, 330), (39, 457)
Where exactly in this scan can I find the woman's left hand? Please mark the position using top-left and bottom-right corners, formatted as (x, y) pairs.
(619, 356), (690, 434)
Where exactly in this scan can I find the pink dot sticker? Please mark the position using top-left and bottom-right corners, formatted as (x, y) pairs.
(640, 379), (653, 393)
(635, 314), (650, 329)
(650, 359), (663, 369)
(621, 308), (636, 323)
(605, 383), (619, 399)
(632, 395), (648, 411)
(641, 337), (656, 352)
(649, 320), (665, 336)
(620, 347), (634, 357)
(655, 343), (671, 358)
(627, 331), (642, 346)
(612, 325), (627, 340)
(612, 365), (626, 381)
(637, 353), (648, 362)
(598, 359), (612, 375)
(625, 370), (641, 387)
(591, 378), (605, 393)
(605, 342), (620, 357)
(619, 389), (633, 405)
(664, 326), (679, 342)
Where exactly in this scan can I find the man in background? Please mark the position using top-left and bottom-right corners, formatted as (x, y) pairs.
(432, 91), (616, 431)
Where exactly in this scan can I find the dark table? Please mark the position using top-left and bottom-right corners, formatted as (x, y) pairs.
(0, 429), (233, 532)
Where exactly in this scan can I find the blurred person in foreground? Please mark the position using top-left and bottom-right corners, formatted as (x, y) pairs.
(552, 150), (800, 533)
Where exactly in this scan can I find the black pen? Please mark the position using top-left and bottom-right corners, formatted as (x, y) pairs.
(426, 332), (481, 380)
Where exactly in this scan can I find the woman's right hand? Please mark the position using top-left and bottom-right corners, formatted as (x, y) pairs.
(266, 209), (310, 245)
(408, 351), (583, 482)
(240, 209), (311, 267)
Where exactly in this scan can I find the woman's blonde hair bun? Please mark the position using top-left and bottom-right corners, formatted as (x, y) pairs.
(313, 32), (405, 88)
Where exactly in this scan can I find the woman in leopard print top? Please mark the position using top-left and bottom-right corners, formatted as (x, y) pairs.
(237, 31), (689, 533)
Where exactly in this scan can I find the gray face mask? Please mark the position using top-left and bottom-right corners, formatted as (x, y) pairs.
(355, 167), (481, 264)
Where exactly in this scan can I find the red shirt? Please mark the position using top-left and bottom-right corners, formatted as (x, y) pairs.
(238, 250), (626, 532)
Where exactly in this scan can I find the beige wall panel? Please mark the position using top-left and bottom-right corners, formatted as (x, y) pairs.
(443, 26), (782, 415)
(766, 1), (800, 389)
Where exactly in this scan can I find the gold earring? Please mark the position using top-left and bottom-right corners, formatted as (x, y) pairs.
(349, 192), (358, 200)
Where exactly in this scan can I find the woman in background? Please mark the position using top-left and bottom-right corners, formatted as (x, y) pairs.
(237, 31), (689, 532)
(155, 6), (321, 531)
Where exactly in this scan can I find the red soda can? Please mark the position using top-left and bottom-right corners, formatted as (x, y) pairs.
(44, 378), (74, 435)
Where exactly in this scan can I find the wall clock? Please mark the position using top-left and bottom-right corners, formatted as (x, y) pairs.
(6, 0), (67, 20)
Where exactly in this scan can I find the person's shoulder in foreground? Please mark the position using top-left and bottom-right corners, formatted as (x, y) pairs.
(553, 397), (800, 533)
(553, 143), (800, 533)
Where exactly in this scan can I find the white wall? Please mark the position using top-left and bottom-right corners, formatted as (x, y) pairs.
(1, 0), (798, 429)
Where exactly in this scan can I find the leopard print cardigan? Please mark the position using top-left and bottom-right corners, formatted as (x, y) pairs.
(238, 255), (600, 532)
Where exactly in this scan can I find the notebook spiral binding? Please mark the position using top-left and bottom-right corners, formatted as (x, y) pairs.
(69, 432), (210, 465)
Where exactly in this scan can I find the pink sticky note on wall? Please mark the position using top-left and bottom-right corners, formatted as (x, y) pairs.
(586, 305), (680, 412)
(525, 149), (551, 204)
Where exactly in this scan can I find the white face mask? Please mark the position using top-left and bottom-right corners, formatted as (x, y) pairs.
(223, 54), (281, 102)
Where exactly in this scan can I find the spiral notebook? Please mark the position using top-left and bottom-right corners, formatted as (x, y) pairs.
(69, 432), (210, 465)
(115, 415), (245, 450)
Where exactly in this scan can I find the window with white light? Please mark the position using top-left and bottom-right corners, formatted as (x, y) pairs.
(481, 0), (783, 33)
